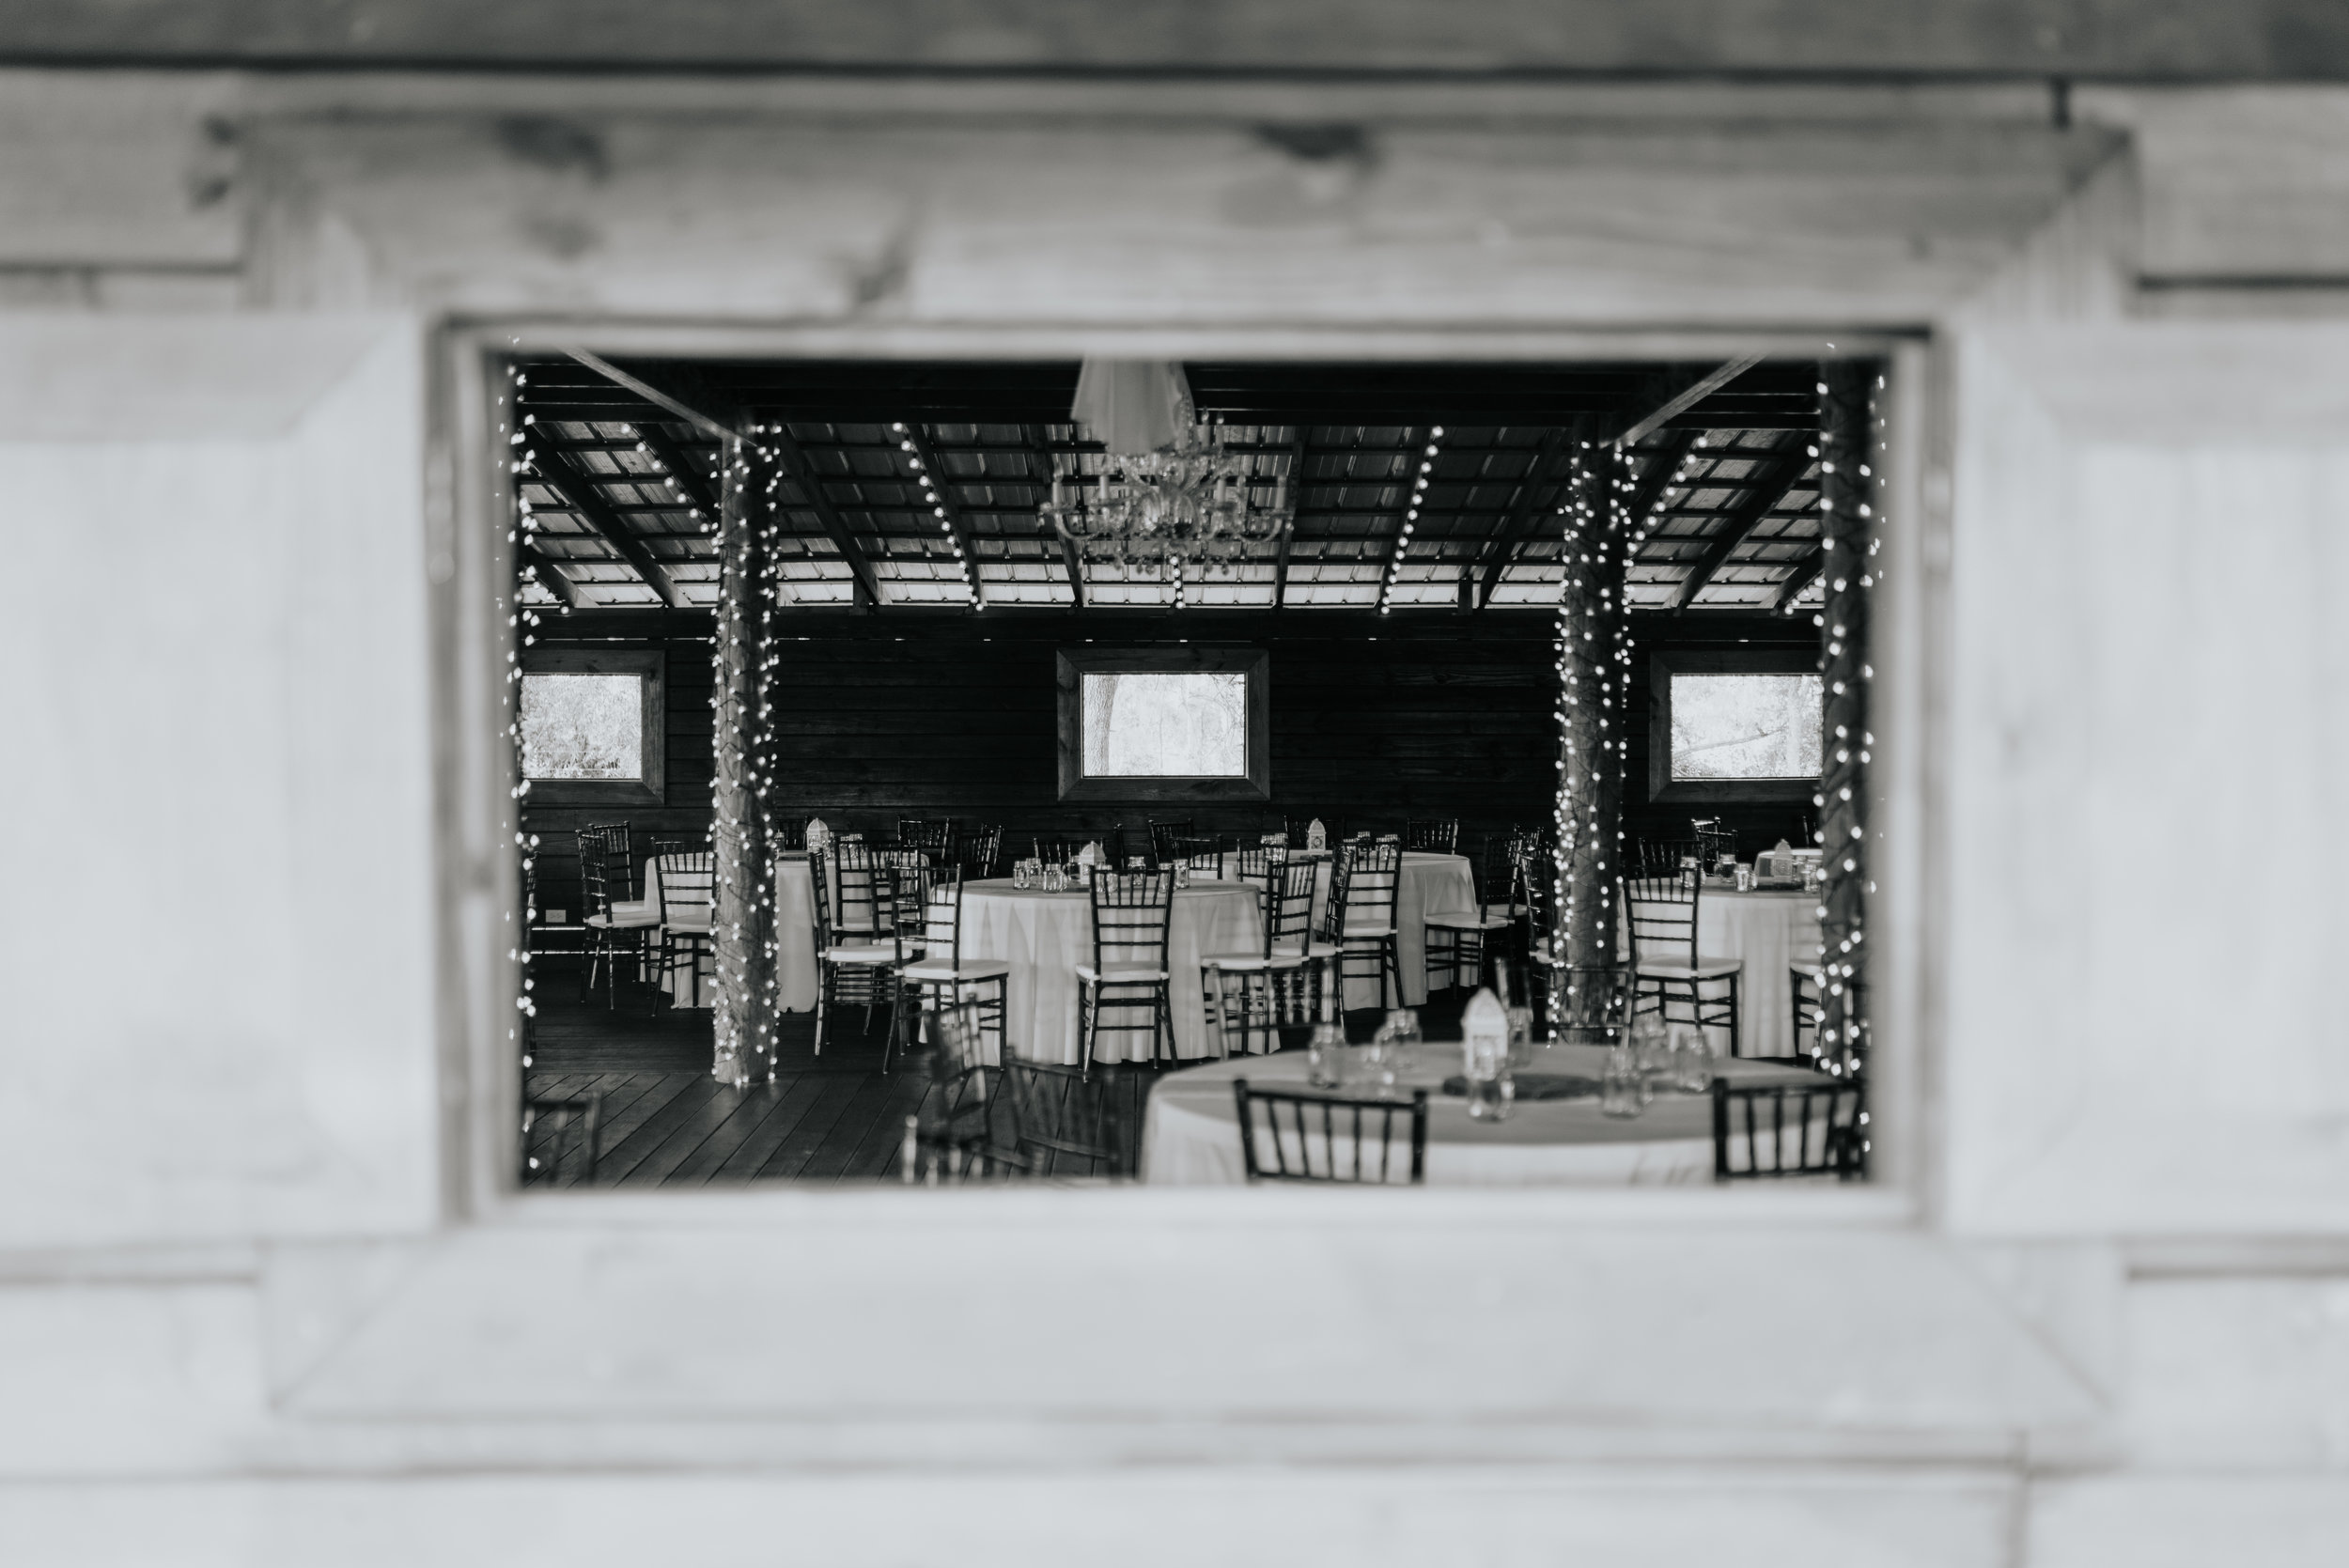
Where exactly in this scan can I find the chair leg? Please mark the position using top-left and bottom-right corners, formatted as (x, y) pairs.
(813, 974), (830, 1058)
(1080, 980), (1097, 1081)
(1727, 973), (1742, 1058)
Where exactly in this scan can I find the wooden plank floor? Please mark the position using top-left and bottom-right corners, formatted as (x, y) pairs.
(522, 964), (1471, 1188)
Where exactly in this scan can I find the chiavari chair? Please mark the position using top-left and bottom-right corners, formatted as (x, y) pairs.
(1638, 839), (1702, 878)
(830, 839), (889, 938)
(1232, 1081), (1428, 1185)
(1172, 834), (1228, 875)
(649, 844), (715, 1014)
(521, 1088), (603, 1186)
(809, 846), (910, 1056)
(1076, 869), (1175, 1079)
(1423, 838), (1520, 996)
(1002, 1044), (1134, 1177)
(1321, 837), (1403, 1012)
(894, 999), (1019, 1183)
(896, 817), (954, 860)
(1623, 872), (1744, 1056)
(952, 822), (1004, 879)
(893, 869), (1012, 1072)
(1200, 856), (1330, 1058)
(1710, 1079), (1865, 1181)
(1033, 836), (1088, 868)
(1403, 817), (1459, 854)
(577, 827), (658, 1008)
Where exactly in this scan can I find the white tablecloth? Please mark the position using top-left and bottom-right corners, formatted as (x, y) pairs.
(958, 877), (1263, 1067)
(1695, 888), (1820, 1060)
(1142, 1044), (1823, 1186)
(1203, 850), (1476, 1012)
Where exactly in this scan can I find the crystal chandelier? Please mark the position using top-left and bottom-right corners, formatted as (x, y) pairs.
(1039, 360), (1293, 569)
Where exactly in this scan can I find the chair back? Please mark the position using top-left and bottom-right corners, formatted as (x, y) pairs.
(917, 869), (969, 969)
(1472, 832), (1529, 918)
(1404, 817), (1459, 854)
(1234, 844), (1285, 884)
(1330, 837), (1400, 937)
(1519, 842), (1558, 955)
(582, 822), (635, 898)
(880, 862), (937, 964)
(1692, 818), (1737, 872)
(1710, 1079), (1865, 1181)
(576, 829), (618, 919)
(653, 848), (715, 930)
(1086, 870), (1174, 974)
(832, 840), (886, 933)
(897, 817), (954, 858)
(1002, 1045), (1131, 1176)
(1623, 873), (1701, 968)
(1173, 834), (1226, 874)
(1638, 839), (1700, 878)
(1232, 1080), (1428, 1184)
(953, 823), (1003, 879)
(1034, 836), (1087, 867)
(1263, 858), (1320, 959)
(1146, 818), (1195, 867)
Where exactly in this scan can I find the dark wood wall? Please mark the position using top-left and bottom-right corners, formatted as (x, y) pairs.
(516, 607), (1818, 913)
(1624, 610), (1819, 861)
(521, 618), (715, 920)
(764, 611), (1558, 859)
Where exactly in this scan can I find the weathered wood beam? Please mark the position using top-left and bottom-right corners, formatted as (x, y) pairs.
(524, 438), (692, 610)
(568, 349), (746, 444)
(632, 425), (721, 521)
(1473, 427), (1570, 609)
(1769, 551), (1828, 613)
(1272, 427), (1307, 611)
(1615, 355), (1767, 449)
(1663, 439), (1814, 610)
(760, 421), (883, 612)
(519, 546), (583, 609)
(898, 423), (984, 610)
(1024, 425), (1086, 611)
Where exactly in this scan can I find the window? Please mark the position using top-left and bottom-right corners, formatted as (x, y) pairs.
(1056, 647), (1270, 801)
(1081, 671), (1249, 778)
(1647, 649), (1817, 803)
(517, 647), (666, 805)
(1670, 673), (1823, 782)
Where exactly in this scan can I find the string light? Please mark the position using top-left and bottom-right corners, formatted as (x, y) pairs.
(893, 422), (982, 608)
(1377, 426), (1443, 614)
(1811, 365), (1879, 1096)
(1548, 439), (1632, 1040)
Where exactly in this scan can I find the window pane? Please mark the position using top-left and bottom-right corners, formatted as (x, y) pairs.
(1670, 673), (1822, 781)
(521, 674), (645, 781)
(1081, 672), (1248, 777)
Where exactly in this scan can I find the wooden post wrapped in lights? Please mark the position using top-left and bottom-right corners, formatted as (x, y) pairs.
(1548, 437), (1632, 1041)
(1812, 362), (1879, 1087)
(710, 430), (786, 1088)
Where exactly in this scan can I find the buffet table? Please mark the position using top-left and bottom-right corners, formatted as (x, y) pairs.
(1141, 1043), (1824, 1186)
(957, 877), (1263, 1067)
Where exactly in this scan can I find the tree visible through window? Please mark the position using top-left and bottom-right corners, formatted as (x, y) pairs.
(521, 674), (646, 781)
(1670, 673), (1822, 781)
(1081, 671), (1249, 777)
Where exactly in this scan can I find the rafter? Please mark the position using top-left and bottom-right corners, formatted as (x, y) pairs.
(524, 437), (691, 610)
(758, 422), (884, 611)
(1665, 439), (1814, 611)
(898, 423), (984, 610)
(1770, 550), (1829, 613)
(1620, 427), (1705, 556)
(633, 425), (721, 520)
(1616, 355), (1768, 449)
(520, 546), (583, 609)
(1472, 427), (1568, 610)
(568, 350), (745, 443)
(1023, 424), (1086, 610)
(1273, 427), (1307, 611)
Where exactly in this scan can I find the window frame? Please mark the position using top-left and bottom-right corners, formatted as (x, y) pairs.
(517, 646), (666, 807)
(1054, 645), (1271, 803)
(1646, 646), (1821, 805)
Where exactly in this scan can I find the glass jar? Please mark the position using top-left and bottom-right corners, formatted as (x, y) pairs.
(1671, 1022), (1716, 1093)
(1306, 1020), (1348, 1089)
(1600, 1041), (1645, 1118)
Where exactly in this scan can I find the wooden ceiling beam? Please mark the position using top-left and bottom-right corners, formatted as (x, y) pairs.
(523, 438), (692, 610)
(1665, 439), (1816, 612)
(519, 546), (584, 609)
(897, 423), (985, 611)
(631, 425), (721, 521)
(1023, 424), (1087, 611)
(1272, 427), (1307, 611)
(1616, 355), (1769, 450)
(1471, 427), (1570, 610)
(1769, 551), (1829, 613)
(1619, 428), (1706, 544)
(757, 422), (884, 611)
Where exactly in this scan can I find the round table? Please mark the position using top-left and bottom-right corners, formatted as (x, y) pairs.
(1203, 849), (1476, 1011)
(645, 852), (822, 1012)
(1692, 886), (1821, 1060)
(1141, 1044), (1823, 1186)
(957, 877), (1264, 1067)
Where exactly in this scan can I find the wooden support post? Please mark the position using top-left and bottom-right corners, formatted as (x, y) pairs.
(711, 434), (784, 1087)
(1550, 442), (1631, 1042)
(1814, 362), (1877, 1082)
